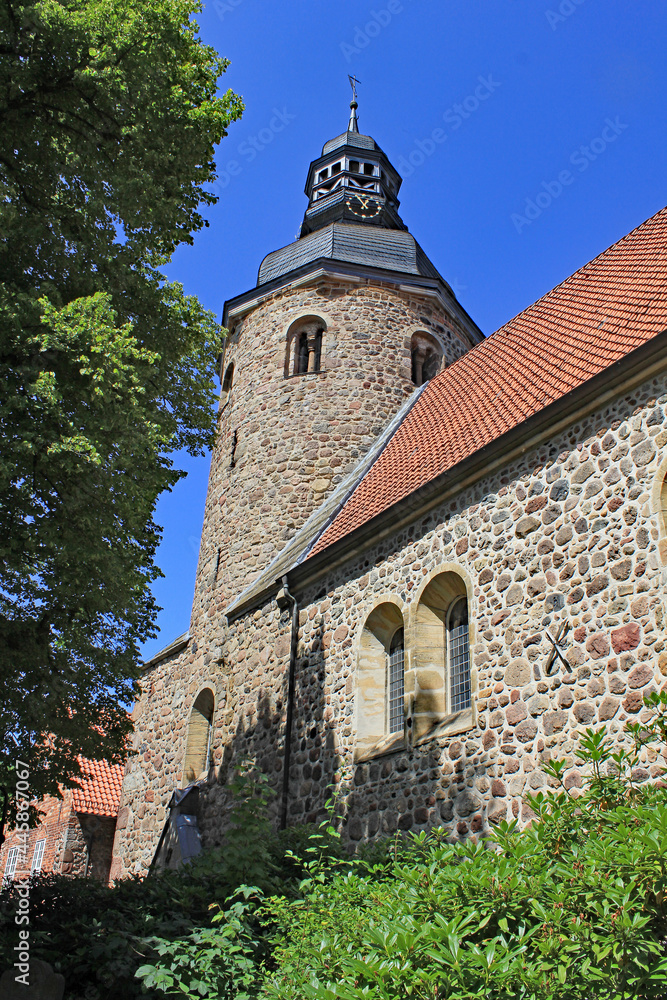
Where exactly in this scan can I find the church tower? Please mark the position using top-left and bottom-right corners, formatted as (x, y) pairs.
(190, 95), (483, 636)
(112, 95), (485, 877)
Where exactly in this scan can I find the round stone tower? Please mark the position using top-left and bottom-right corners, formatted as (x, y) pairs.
(190, 99), (483, 638)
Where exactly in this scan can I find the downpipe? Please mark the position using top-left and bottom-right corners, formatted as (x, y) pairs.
(279, 575), (298, 830)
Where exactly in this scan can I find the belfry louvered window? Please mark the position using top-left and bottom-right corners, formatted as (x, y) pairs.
(448, 597), (471, 712)
(387, 627), (405, 734)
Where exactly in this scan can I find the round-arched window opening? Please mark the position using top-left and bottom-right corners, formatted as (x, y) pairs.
(285, 318), (326, 377)
(410, 332), (443, 387)
(357, 602), (405, 756)
(182, 688), (214, 786)
(220, 362), (234, 408)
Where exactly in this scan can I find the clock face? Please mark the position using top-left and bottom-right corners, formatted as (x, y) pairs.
(346, 194), (381, 219)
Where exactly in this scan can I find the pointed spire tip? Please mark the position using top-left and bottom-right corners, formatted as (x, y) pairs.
(347, 75), (360, 132)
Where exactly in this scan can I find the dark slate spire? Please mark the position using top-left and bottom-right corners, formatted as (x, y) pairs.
(299, 92), (406, 237)
(256, 96), (458, 292)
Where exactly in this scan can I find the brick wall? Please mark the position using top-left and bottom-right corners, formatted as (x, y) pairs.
(1, 794), (118, 885)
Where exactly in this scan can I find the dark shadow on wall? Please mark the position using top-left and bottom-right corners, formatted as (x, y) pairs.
(189, 606), (516, 852)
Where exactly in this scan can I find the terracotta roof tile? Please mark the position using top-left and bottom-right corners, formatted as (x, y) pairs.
(311, 206), (667, 556)
(71, 757), (124, 818)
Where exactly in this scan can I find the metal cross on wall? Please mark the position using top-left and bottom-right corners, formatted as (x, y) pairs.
(544, 619), (571, 676)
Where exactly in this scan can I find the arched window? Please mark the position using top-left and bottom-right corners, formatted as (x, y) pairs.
(220, 362), (234, 408)
(388, 627), (405, 734)
(447, 597), (471, 713)
(356, 603), (405, 758)
(411, 332), (443, 387)
(285, 318), (325, 376)
(414, 573), (471, 740)
(182, 688), (214, 786)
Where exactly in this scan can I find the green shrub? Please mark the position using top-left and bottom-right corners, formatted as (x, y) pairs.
(1, 699), (666, 999)
(264, 692), (667, 1000)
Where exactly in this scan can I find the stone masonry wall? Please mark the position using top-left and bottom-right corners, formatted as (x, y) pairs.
(112, 373), (667, 875)
(190, 276), (473, 636)
(287, 374), (667, 839)
(113, 275), (475, 877)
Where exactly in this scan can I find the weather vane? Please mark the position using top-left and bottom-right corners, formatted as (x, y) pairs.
(348, 75), (361, 102)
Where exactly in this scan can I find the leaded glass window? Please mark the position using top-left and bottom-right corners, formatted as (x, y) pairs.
(448, 597), (471, 712)
(388, 627), (405, 734)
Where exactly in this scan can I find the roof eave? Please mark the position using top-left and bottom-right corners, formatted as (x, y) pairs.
(222, 257), (484, 345)
(142, 632), (190, 672)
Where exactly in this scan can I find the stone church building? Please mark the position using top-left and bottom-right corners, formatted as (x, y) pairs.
(111, 100), (667, 878)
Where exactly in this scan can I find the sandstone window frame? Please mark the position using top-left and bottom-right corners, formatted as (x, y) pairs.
(652, 453), (667, 564)
(410, 331), (444, 387)
(355, 600), (407, 762)
(412, 567), (476, 744)
(285, 316), (326, 377)
(182, 688), (215, 786)
(219, 362), (235, 410)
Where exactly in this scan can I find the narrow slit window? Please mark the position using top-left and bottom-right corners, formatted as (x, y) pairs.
(220, 362), (234, 408)
(387, 627), (405, 734)
(448, 598), (471, 712)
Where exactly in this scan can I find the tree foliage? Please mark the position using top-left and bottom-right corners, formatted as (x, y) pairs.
(0, 0), (243, 807)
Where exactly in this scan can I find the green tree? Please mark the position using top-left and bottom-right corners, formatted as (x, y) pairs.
(0, 0), (243, 823)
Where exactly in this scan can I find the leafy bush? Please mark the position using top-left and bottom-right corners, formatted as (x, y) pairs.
(1, 700), (666, 999)
(0, 763), (313, 997)
(265, 692), (667, 1000)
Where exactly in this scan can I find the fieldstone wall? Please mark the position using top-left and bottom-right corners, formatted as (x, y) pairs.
(191, 275), (473, 633)
(112, 372), (667, 876)
(286, 374), (667, 839)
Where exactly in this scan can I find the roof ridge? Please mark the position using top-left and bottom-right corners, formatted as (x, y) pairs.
(487, 204), (667, 341)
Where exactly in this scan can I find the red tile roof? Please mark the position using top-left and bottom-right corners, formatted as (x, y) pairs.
(311, 206), (667, 556)
(71, 757), (124, 817)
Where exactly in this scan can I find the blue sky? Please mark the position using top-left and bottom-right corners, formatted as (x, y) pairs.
(143, 0), (667, 659)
